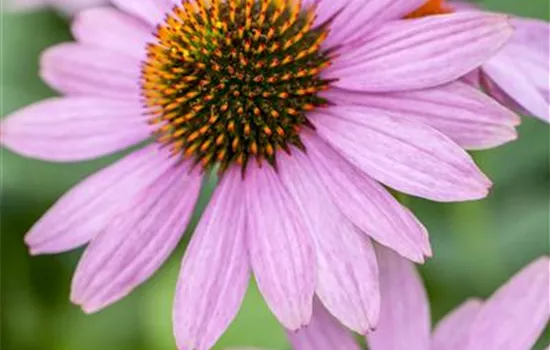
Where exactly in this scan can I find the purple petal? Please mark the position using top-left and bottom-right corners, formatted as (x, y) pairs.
(367, 244), (430, 350)
(327, 13), (513, 92)
(312, 105), (492, 202)
(465, 257), (550, 350)
(278, 149), (380, 334)
(112, 0), (174, 26)
(431, 299), (482, 350)
(72, 7), (151, 59)
(40, 43), (141, 98)
(0, 97), (150, 162)
(174, 167), (250, 350)
(245, 163), (316, 331)
(324, 82), (520, 150)
(288, 298), (361, 350)
(302, 133), (431, 263)
(23, 144), (178, 254)
(71, 161), (202, 312)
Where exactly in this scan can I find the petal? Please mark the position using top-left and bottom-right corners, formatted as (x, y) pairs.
(22, 144), (178, 255)
(431, 299), (483, 350)
(245, 163), (316, 330)
(0, 97), (150, 162)
(287, 298), (361, 350)
(112, 0), (175, 26)
(323, 82), (520, 150)
(465, 257), (550, 350)
(72, 7), (151, 59)
(40, 43), (141, 98)
(302, 133), (430, 262)
(174, 167), (250, 350)
(312, 105), (492, 202)
(327, 13), (513, 92)
(71, 162), (202, 312)
(278, 149), (379, 334)
(367, 244), (430, 350)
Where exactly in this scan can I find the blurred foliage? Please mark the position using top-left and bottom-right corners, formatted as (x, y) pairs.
(1, 1), (549, 349)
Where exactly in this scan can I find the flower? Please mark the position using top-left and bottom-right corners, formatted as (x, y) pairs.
(1, 0), (517, 348)
(5, 0), (109, 15)
(408, 0), (550, 123)
(285, 248), (550, 350)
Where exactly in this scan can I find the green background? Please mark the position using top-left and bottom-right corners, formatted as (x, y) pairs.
(1, 1), (549, 349)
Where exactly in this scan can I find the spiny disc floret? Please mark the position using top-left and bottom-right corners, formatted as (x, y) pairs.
(142, 0), (332, 172)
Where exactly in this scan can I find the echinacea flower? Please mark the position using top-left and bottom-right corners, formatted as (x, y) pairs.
(407, 0), (550, 122)
(244, 248), (550, 350)
(1, 0), (518, 348)
(5, 0), (108, 15)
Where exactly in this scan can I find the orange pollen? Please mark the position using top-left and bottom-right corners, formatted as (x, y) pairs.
(405, 0), (453, 19)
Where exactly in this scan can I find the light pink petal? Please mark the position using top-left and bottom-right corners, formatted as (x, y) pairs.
(431, 299), (483, 350)
(312, 105), (492, 202)
(112, 0), (174, 26)
(72, 7), (151, 59)
(174, 167), (250, 350)
(302, 133), (431, 262)
(324, 82), (520, 150)
(278, 150), (379, 334)
(288, 298), (361, 350)
(465, 257), (550, 350)
(22, 144), (178, 254)
(367, 244), (430, 350)
(40, 43), (141, 98)
(245, 163), (316, 331)
(0, 97), (150, 162)
(327, 13), (513, 92)
(71, 162), (202, 312)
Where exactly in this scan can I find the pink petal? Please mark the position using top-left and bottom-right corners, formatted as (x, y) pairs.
(312, 106), (492, 202)
(40, 43), (141, 98)
(288, 298), (361, 350)
(431, 299), (482, 350)
(71, 162), (202, 312)
(72, 7), (151, 59)
(277, 149), (379, 334)
(367, 244), (430, 350)
(0, 97), (150, 162)
(245, 163), (316, 331)
(302, 133), (431, 262)
(22, 144), (178, 255)
(174, 167), (250, 350)
(327, 13), (513, 92)
(465, 257), (550, 350)
(323, 82), (520, 150)
(112, 0), (174, 26)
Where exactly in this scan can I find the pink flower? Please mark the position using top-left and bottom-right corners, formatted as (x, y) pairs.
(287, 249), (550, 350)
(0, 0), (517, 348)
(6, 0), (109, 14)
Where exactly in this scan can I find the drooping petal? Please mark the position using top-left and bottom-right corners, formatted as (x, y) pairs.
(302, 133), (430, 262)
(367, 245), (430, 350)
(327, 13), (513, 92)
(111, 0), (174, 26)
(40, 43), (141, 98)
(71, 162), (202, 313)
(278, 149), (379, 334)
(245, 163), (316, 331)
(311, 106), (492, 202)
(323, 82), (520, 150)
(431, 299), (482, 350)
(465, 257), (550, 350)
(174, 167), (250, 350)
(72, 7), (151, 59)
(0, 97), (150, 162)
(22, 144), (177, 254)
(288, 298), (362, 350)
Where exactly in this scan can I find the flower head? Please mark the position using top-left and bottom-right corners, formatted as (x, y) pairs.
(0, 0), (518, 348)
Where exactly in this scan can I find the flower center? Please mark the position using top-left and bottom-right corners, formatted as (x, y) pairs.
(405, 0), (453, 18)
(142, 0), (332, 172)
